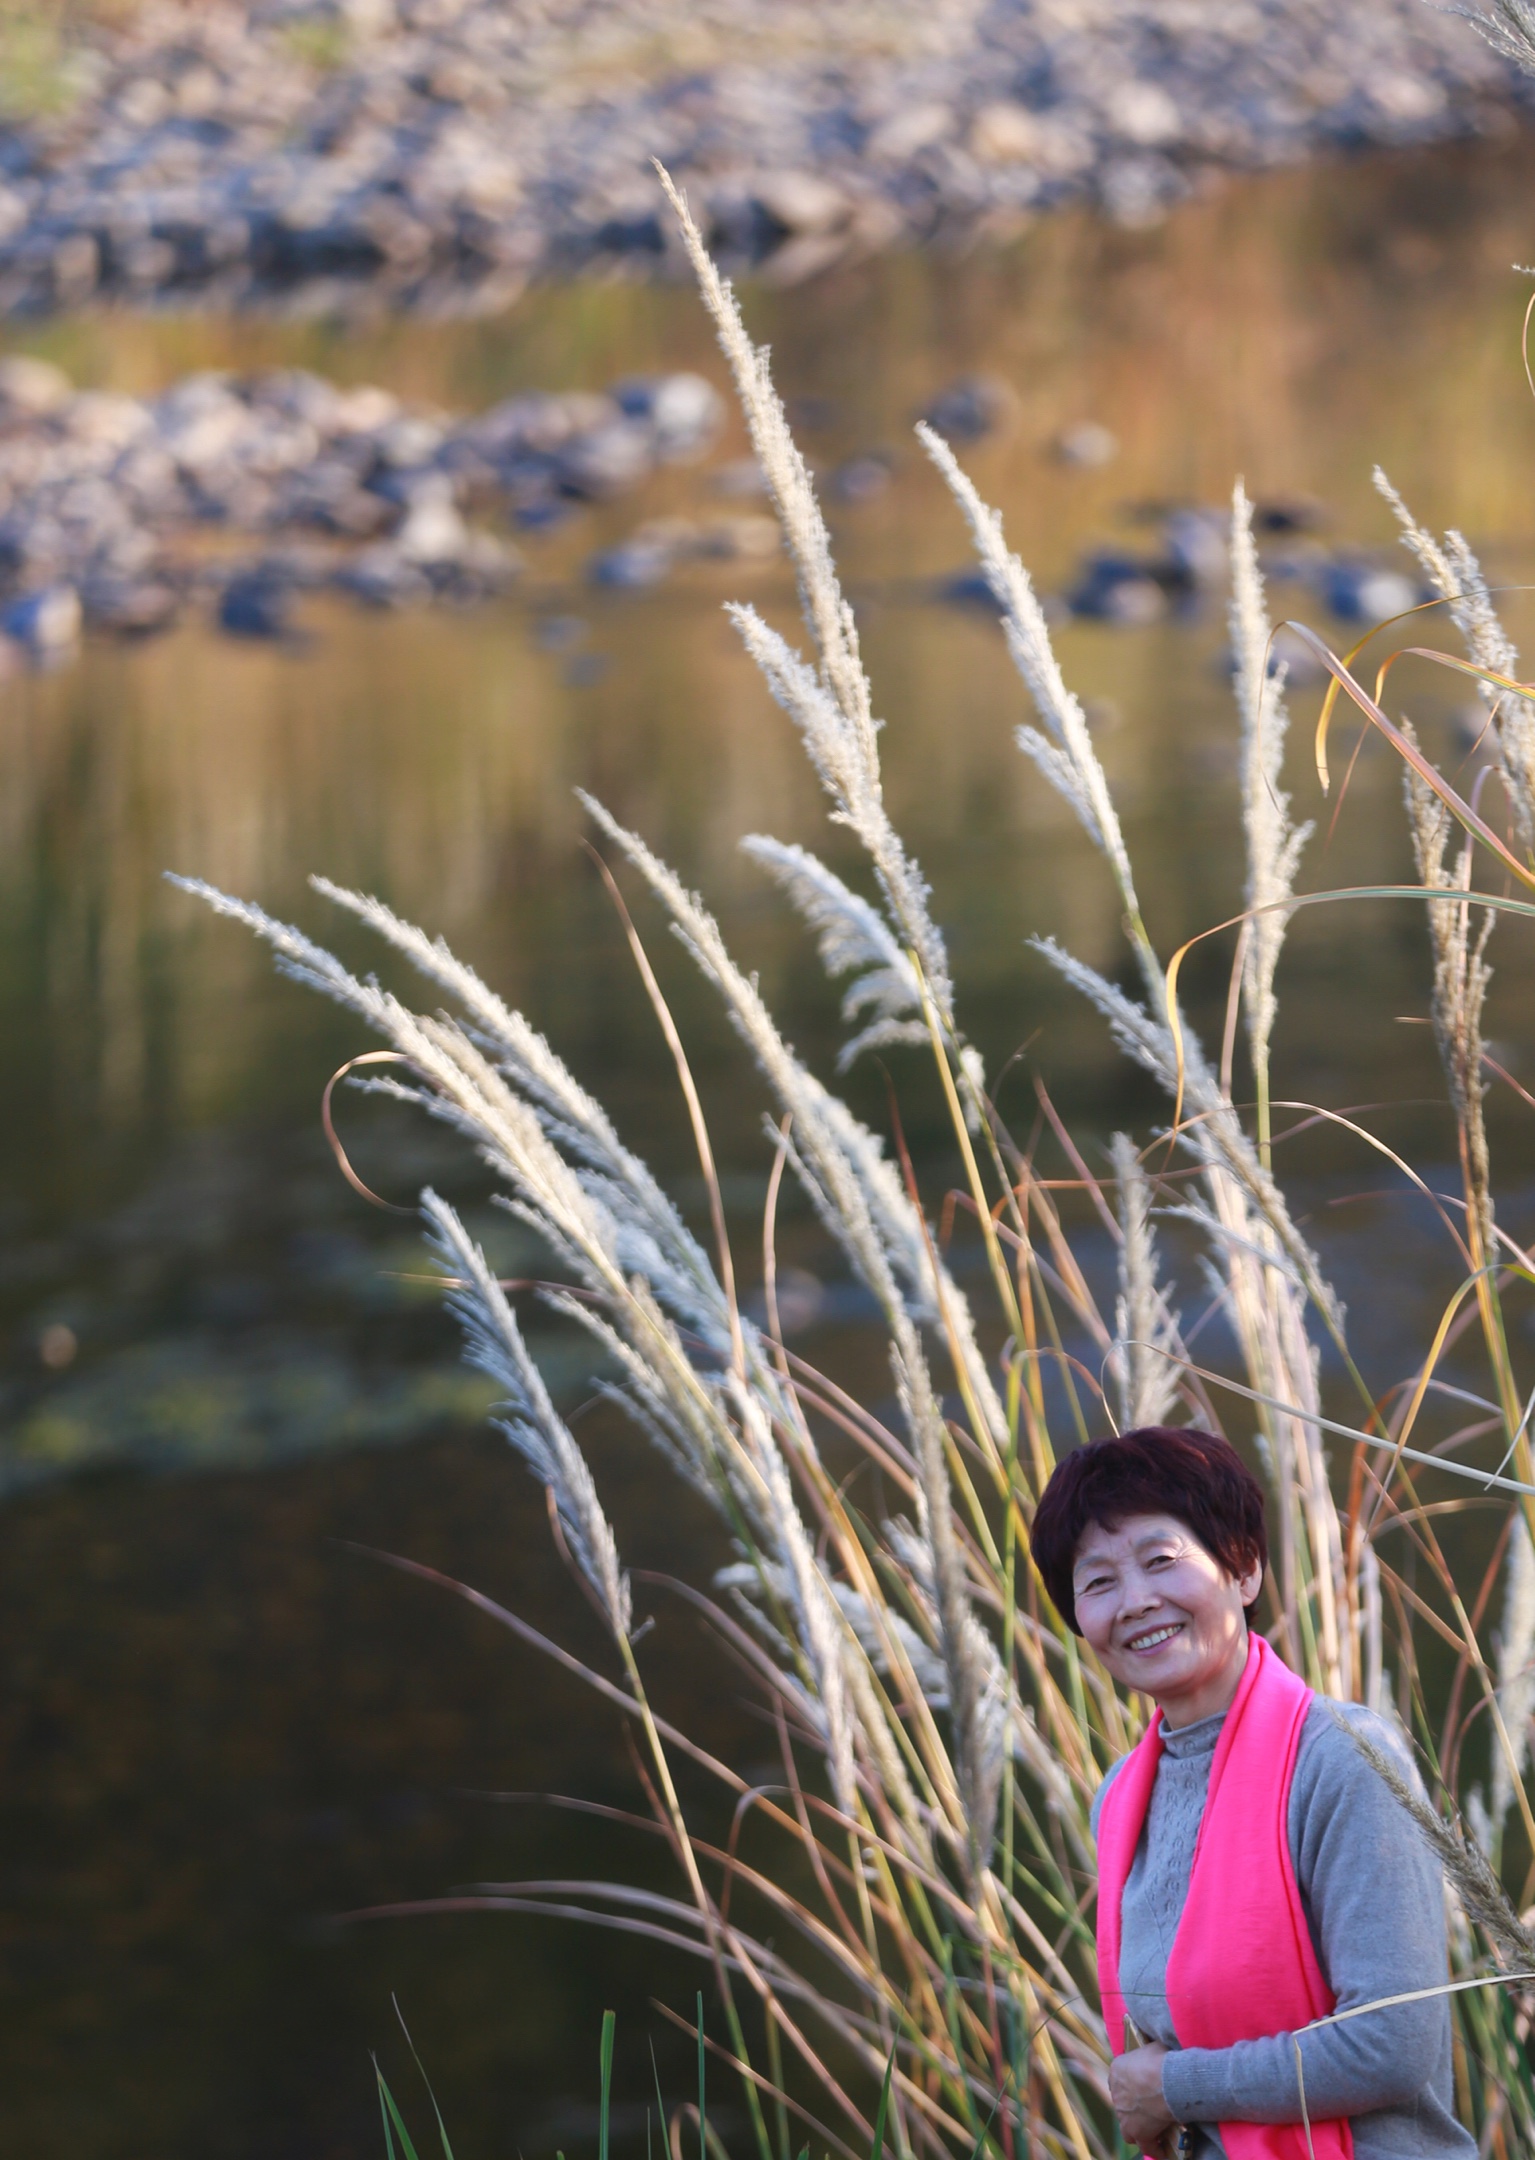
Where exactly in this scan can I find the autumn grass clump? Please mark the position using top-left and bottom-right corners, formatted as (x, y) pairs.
(180, 170), (1535, 2158)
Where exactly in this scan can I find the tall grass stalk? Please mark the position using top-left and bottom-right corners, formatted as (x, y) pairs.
(178, 182), (1535, 2154)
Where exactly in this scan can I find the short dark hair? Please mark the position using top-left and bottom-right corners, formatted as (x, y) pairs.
(1031, 1426), (1268, 1633)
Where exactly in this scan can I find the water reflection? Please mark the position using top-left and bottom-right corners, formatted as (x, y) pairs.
(3, 132), (1535, 2157)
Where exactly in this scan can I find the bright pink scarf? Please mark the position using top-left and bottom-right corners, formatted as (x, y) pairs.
(1095, 1634), (1353, 2160)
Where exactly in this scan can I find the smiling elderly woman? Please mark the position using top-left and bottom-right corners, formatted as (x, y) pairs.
(1031, 1424), (1474, 2160)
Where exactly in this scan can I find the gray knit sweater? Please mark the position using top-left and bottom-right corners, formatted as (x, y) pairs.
(1091, 1698), (1475, 2157)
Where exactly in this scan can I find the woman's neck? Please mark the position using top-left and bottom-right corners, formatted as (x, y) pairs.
(1157, 1627), (1251, 1728)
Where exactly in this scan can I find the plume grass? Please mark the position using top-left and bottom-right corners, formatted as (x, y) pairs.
(173, 181), (1535, 2157)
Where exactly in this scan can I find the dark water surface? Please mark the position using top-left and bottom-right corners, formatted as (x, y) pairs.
(6, 134), (1535, 2158)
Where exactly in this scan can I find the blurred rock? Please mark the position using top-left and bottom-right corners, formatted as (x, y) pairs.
(695, 515), (780, 560)
(334, 544), (430, 608)
(1104, 81), (1183, 148)
(373, 415), (445, 470)
(1101, 154), (1184, 228)
(968, 102), (1042, 164)
(510, 495), (572, 534)
(828, 453), (893, 503)
(437, 530), (520, 595)
(922, 375), (1010, 445)
(218, 575), (296, 640)
(611, 373), (724, 461)
(2, 583), (81, 654)
(394, 488), (468, 565)
(51, 233), (99, 304)
(1317, 558), (1422, 623)
(865, 104), (952, 162)
(1254, 497), (1328, 535)
(79, 575), (181, 638)
(758, 232), (849, 286)
(557, 418), (655, 499)
(587, 531), (677, 589)
(532, 612), (588, 651)
(1163, 508), (1228, 587)
(937, 566), (1005, 613)
(1053, 421), (1118, 468)
(753, 171), (850, 237)
(976, 109), (1093, 178)
(332, 386), (401, 435)
(710, 458), (769, 499)
(1068, 552), (1168, 624)
(61, 393), (153, 452)
(0, 356), (72, 423)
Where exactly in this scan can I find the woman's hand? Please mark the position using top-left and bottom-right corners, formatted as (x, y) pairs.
(1109, 2042), (1176, 2156)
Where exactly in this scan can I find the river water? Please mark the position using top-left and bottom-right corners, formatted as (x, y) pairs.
(4, 132), (1535, 2159)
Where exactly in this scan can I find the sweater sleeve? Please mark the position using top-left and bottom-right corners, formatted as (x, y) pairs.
(1160, 1703), (1452, 2127)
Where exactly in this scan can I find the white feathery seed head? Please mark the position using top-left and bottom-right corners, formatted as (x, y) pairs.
(1108, 1133), (1181, 1431)
(1461, 0), (1535, 74)
(424, 1190), (632, 1639)
(581, 793), (1010, 1452)
(917, 421), (1140, 911)
(1230, 480), (1311, 1088)
(1399, 721), (1496, 1257)
(728, 1379), (860, 1814)
(654, 165), (964, 1056)
(654, 162), (877, 781)
(1376, 468), (1535, 861)
(740, 835), (927, 1069)
(726, 602), (955, 1025)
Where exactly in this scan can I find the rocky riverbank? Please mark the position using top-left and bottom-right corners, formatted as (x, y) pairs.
(0, 0), (1528, 316)
(0, 337), (1440, 677)
(0, 347), (766, 658)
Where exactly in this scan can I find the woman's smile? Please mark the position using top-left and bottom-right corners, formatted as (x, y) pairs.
(1122, 1619), (1186, 1654)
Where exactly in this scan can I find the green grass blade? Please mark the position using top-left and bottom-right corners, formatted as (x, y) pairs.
(391, 1995), (456, 2160)
(374, 2060), (399, 2160)
(868, 2044), (896, 2160)
(966, 2096), (1002, 2160)
(600, 2010), (617, 2160)
(375, 2061), (423, 2160)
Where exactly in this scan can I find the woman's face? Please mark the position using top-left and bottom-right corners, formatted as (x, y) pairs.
(1070, 1511), (1263, 1727)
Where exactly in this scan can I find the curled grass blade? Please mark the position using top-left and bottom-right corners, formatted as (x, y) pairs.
(1161, 880), (1535, 1164)
(1290, 622), (1535, 889)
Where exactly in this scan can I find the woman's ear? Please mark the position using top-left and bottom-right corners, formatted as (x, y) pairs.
(1237, 1552), (1264, 1607)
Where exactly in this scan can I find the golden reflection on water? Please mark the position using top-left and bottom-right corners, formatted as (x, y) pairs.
(12, 130), (1535, 1149)
(3, 129), (1535, 2158)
